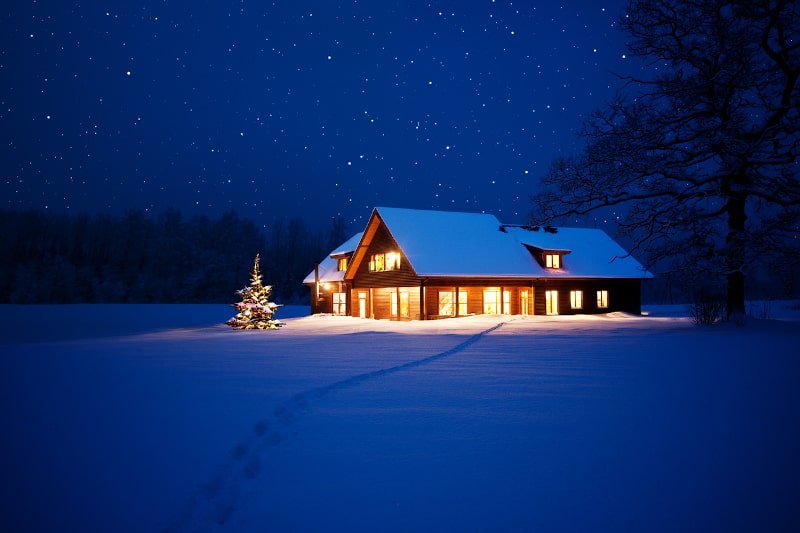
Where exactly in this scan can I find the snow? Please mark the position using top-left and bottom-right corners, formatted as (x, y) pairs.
(306, 207), (652, 282)
(376, 206), (540, 277)
(302, 232), (362, 284)
(2, 303), (800, 532)
(506, 225), (654, 278)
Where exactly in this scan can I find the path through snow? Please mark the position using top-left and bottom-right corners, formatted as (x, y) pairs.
(165, 320), (509, 531)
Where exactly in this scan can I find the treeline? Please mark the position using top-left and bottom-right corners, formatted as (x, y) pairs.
(0, 208), (348, 304)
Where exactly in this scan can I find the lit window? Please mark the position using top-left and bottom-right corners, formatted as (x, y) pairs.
(368, 252), (400, 271)
(570, 290), (583, 309)
(440, 290), (468, 316)
(333, 292), (347, 315)
(391, 290), (409, 317)
(520, 289), (530, 315)
(545, 290), (559, 315)
(483, 289), (499, 314)
(385, 252), (401, 270)
(439, 291), (454, 316)
(483, 289), (511, 315)
(597, 290), (609, 308)
(337, 257), (348, 271)
(545, 254), (561, 268)
(458, 289), (468, 316)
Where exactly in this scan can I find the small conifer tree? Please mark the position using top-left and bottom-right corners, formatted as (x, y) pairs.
(226, 253), (283, 329)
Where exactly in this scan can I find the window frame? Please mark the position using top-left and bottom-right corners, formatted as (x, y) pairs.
(332, 292), (347, 315)
(545, 289), (559, 315)
(368, 252), (401, 272)
(438, 291), (455, 316)
(545, 254), (561, 269)
(597, 290), (609, 309)
(570, 290), (583, 309)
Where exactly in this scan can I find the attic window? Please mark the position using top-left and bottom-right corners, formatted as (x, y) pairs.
(369, 252), (401, 272)
(545, 254), (561, 269)
(337, 257), (348, 271)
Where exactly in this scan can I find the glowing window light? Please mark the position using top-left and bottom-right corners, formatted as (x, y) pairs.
(545, 290), (559, 315)
(597, 290), (609, 308)
(369, 252), (401, 271)
(439, 291), (454, 316)
(570, 290), (583, 309)
(545, 254), (561, 268)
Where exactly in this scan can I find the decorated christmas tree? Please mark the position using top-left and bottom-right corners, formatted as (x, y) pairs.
(226, 253), (283, 329)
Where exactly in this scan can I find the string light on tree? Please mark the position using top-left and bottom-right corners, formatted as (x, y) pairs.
(226, 253), (283, 329)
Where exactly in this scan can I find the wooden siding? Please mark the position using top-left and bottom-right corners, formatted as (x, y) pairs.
(532, 279), (642, 315)
(351, 222), (421, 288)
(420, 279), (535, 319)
(365, 287), (421, 320)
(309, 281), (352, 315)
(311, 277), (642, 318)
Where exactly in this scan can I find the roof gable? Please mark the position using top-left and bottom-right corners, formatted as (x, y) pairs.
(370, 207), (537, 277)
(301, 232), (362, 284)
(306, 207), (653, 282)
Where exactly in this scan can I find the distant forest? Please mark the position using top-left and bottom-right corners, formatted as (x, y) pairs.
(0, 209), (349, 305)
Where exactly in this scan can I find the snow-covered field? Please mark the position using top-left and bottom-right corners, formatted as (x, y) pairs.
(2, 303), (799, 532)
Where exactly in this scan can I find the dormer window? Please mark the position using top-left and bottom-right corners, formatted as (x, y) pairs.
(369, 252), (401, 272)
(523, 244), (570, 269)
(337, 257), (348, 271)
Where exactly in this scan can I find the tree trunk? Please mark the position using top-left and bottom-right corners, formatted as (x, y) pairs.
(725, 186), (747, 320)
(726, 270), (745, 320)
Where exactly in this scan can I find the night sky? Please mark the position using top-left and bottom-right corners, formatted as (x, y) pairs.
(2, 0), (638, 229)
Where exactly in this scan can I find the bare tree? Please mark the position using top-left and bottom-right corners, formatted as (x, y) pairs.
(533, 0), (800, 319)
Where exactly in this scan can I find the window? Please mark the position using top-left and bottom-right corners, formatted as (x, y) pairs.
(457, 290), (468, 316)
(368, 252), (400, 271)
(545, 290), (559, 315)
(333, 292), (347, 315)
(391, 290), (409, 318)
(483, 289), (499, 314)
(545, 254), (561, 269)
(337, 257), (348, 271)
(597, 290), (609, 308)
(483, 289), (510, 314)
(370, 254), (384, 271)
(520, 289), (530, 315)
(438, 290), (467, 316)
(570, 290), (583, 309)
(439, 291), (454, 316)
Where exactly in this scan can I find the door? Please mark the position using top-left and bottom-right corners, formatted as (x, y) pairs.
(358, 292), (367, 318)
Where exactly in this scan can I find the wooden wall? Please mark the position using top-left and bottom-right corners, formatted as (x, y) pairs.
(532, 279), (642, 315)
(352, 223), (420, 288)
(312, 277), (643, 319)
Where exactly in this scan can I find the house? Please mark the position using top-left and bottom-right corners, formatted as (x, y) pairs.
(304, 207), (653, 319)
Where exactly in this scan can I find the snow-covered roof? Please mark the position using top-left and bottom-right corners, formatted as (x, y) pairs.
(305, 207), (653, 283)
(375, 207), (538, 277)
(375, 207), (652, 279)
(302, 232), (363, 284)
(504, 225), (653, 278)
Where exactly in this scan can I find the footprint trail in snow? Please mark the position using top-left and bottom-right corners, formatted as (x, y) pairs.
(164, 321), (506, 532)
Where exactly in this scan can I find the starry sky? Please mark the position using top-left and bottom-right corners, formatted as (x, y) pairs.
(2, 0), (637, 229)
